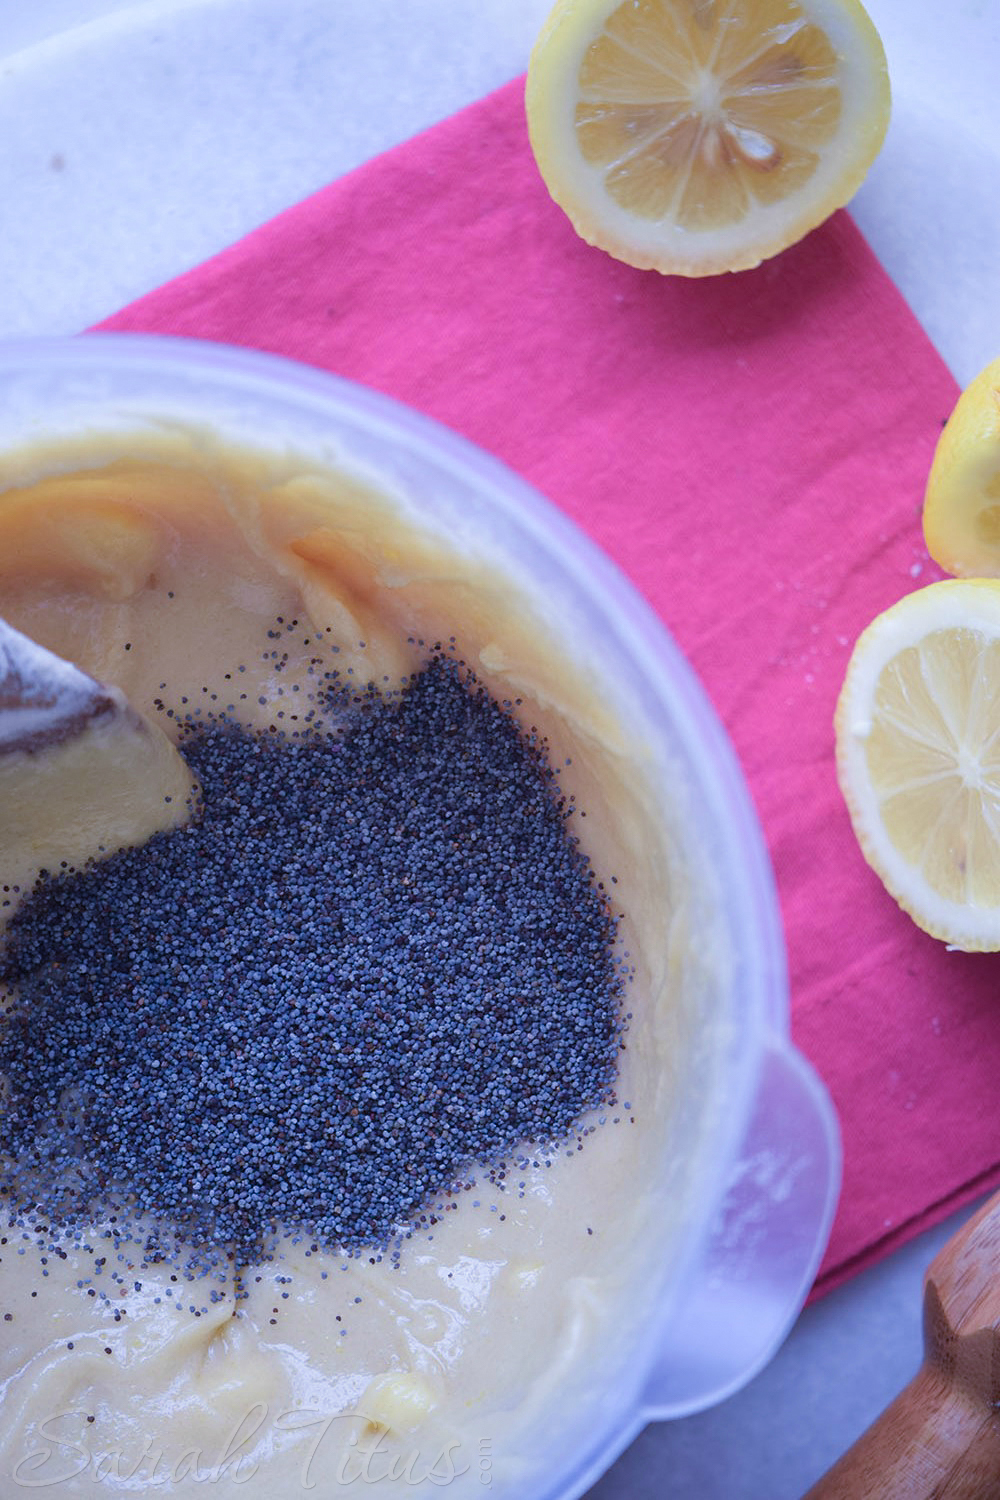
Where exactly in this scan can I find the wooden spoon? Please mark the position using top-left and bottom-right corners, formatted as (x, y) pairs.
(0, 616), (198, 899)
(804, 1189), (1000, 1498)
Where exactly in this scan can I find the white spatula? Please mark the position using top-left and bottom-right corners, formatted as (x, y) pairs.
(0, 617), (198, 900)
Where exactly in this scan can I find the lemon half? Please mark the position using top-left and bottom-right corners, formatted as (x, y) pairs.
(836, 580), (1000, 951)
(923, 356), (1000, 579)
(526, 0), (891, 276)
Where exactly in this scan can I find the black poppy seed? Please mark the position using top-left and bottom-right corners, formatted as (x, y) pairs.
(0, 653), (628, 1275)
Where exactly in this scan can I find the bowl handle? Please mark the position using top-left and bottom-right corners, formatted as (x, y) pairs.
(639, 1040), (841, 1420)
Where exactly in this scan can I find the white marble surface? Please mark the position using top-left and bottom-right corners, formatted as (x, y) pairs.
(1, 2), (999, 1495)
(2, 0), (999, 384)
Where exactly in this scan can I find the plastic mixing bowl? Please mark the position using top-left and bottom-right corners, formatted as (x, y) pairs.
(0, 333), (839, 1497)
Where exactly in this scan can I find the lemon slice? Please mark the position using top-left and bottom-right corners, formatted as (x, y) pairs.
(835, 580), (1000, 951)
(923, 356), (1000, 578)
(525, 0), (891, 276)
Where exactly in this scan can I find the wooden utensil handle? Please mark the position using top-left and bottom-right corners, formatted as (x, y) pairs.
(803, 1361), (1000, 1498)
(807, 1190), (1000, 1497)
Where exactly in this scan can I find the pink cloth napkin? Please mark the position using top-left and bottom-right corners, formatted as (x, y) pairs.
(96, 76), (989, 1296)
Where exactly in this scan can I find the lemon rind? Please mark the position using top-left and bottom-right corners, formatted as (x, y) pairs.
(923, 356), (1000, 579)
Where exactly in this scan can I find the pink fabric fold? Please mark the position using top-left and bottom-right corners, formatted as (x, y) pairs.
(97, 76), (989, 1294)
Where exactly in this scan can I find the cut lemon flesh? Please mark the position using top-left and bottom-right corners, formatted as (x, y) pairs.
(923, 355), (1000, 578)
(526, 0), (891, 275)
(836, 580), (1000, 951)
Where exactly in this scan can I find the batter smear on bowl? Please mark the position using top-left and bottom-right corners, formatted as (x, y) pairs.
(0, 647), (628, 1281)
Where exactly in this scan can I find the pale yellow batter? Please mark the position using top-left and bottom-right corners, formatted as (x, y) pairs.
(0, 429), (728, 1497)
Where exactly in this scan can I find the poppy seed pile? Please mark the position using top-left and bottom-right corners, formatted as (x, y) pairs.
(0, 650), (628, 1271)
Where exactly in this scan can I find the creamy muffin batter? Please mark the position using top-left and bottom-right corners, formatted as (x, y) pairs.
(0, 428), (725, 1496)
